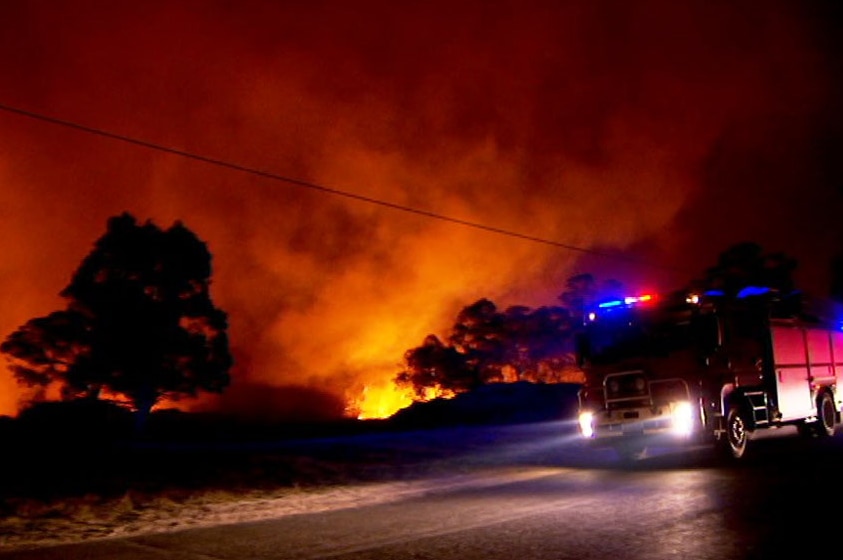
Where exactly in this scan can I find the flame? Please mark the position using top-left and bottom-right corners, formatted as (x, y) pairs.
(352, 382), (415, 420)
(421, 386), (457, 401)
(351, 382), (459, 420)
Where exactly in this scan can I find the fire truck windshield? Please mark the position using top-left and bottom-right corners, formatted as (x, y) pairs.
(577, 303), (701, 365)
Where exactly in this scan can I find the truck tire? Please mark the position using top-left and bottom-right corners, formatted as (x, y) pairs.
(722, 407), (749, 459)
(816, 391), (836, 437)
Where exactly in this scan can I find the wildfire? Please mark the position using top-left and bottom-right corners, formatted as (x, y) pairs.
(0, 1), (833, 422)
(351, 382), (458, 420)
(352, 382), (415, 420)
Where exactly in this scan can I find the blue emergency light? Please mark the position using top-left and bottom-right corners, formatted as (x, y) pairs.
(736, 286), (772, 298)
(597, 294), (653, 316)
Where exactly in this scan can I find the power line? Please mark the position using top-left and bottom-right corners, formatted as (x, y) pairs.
(0, 102), (690, 275)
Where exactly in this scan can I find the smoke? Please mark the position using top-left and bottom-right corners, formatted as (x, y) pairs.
(0, 0), (839, 418)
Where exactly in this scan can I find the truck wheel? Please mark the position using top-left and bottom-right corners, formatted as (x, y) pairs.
(723, 407), (749, 459)
(816, 391), (836, 438)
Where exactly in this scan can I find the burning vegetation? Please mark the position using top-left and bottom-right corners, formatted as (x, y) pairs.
(0, 1), (841, 421)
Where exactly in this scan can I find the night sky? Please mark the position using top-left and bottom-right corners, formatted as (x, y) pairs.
(0, 0), (841, 419)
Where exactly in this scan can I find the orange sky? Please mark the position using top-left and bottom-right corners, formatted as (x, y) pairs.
(0, 0), (840, 419)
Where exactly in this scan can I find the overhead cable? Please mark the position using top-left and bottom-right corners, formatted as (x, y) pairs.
(0, 102), (689, 274)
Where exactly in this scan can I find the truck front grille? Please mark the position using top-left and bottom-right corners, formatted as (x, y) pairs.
(604, 371), (649, 404)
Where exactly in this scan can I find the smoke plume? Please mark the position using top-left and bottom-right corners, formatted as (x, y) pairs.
(0, 0), (840, 418)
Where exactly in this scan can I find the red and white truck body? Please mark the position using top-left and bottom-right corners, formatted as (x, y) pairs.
(576, 289), (843, 459)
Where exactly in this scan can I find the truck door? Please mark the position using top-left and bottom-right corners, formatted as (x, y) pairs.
(771, 325), (813, 421)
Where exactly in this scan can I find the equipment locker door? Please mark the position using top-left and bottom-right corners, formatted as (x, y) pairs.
(833, 331), (843, 381)
(771, 326), (813, 421)
(806, 329), (835, 387)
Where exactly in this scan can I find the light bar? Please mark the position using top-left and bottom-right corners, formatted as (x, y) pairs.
(597, 294), (654, 309)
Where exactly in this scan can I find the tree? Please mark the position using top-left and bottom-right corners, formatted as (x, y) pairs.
(697, 241), (797, 296)
(1, 213), (232, 421)
(557, 273), (596, 322)
(397, 298), (582, 399)
(499, 305), (579, 383)
(396, 334), (475, 398)
(557, 274), (625, 322)
(448, 299), (509, 384)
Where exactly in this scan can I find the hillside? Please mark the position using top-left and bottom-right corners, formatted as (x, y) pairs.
(0, 382), (580, 500)
(0, 382), (581, 551)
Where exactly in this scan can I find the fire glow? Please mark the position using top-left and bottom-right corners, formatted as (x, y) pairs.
(352, 383), (457, 420)
(352, 384), (415, 420)
(0, 2), (838, 421)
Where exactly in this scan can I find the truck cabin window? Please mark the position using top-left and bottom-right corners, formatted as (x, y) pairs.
(578, 306), (714, 365)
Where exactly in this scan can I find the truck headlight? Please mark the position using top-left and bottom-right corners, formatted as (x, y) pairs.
(671, 401), (693, 436)
(578, 411), (595, 438)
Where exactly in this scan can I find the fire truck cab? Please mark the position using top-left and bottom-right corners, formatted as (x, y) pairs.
(575, 288), (843, 460)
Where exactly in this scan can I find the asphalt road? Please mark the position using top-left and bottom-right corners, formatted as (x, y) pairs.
(2, 422), (841, 560)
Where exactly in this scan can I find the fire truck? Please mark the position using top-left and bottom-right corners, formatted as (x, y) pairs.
(575, 287), (843, 460)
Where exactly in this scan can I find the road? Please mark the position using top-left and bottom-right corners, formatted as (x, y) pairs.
(1, 425), (841, 560)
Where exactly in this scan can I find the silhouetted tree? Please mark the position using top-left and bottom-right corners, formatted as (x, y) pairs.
(557, 274), (625, 322)
(557, 273), (596, 321)
(1, 213), (232, 423)
(448, 299), (509, 384)
(397, 299), (582, 398)
(396, 334), (474, 397)
(499, 305), (578, 383)
(698, 241), (797, 296)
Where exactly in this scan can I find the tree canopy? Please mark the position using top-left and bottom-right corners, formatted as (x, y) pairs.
(1, 213), (232, 419)
(397, 297), (583, 399)
(693, 241), (798, 296)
